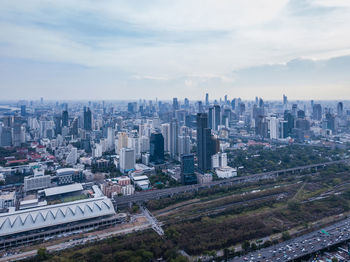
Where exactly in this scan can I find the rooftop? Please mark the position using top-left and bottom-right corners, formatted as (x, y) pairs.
(43, 183), (83, 197)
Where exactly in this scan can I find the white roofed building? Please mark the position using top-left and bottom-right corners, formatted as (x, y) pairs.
(0, 197), (115, 238)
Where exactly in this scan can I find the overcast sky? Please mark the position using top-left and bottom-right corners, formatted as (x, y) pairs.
(0, 0), (350, 101)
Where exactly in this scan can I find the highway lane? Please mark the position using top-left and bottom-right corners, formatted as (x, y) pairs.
(230, 215), (350, 262)
(114, 160), (348, 206)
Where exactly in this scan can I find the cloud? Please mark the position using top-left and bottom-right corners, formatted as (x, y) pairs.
(0, 0), (350, 100)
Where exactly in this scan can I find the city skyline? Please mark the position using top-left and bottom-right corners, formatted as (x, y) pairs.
(1, 0), (350, 100)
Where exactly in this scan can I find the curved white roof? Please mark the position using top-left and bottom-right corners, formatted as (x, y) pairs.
(0, 197), (115, 237)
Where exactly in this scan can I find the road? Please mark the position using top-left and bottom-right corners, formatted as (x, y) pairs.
(230, 215), (350, 262)
(114, 160), (348, 206)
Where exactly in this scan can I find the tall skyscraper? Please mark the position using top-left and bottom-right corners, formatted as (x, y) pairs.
(284, 110), (295, 137)
(71, 117), (78, 137)
(178, 135), (191, 159)
(20, 105), (26, 117)
(54, 116), (62, 136)
(117, 132), (128, 154)
(197, 101), (203, 113)
(337, 102), (344, 117)
(205, 93), (209, 106)
(184, 98), (189, 108)
(170, 119), (179, 159)
(283, 94), (288, 105)
(83, 107), (92, 131)
(196, 113), (213, 173)
(62, 110), (69, 127)
(0, 126), (12, 147)
(173, 98), (179, 111)
(312, 104), (322, 121)
(161, 123), (170, 153)
(150, 132), (165, 164)
(213, 105), (221, 131)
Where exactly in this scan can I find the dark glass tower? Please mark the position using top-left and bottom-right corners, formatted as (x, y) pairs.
(181, 154), (197, 185)
(83, 107), (92, 131)
(196, 113), (213, 173)
(150, 132), (165, 164)
(62, 110), (69, 127)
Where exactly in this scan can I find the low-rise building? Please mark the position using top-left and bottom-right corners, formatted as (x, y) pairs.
(0, 191), (16, 210)
(56, 168), (84, 185)
(215, 167), (237, 178)
(196, 173), (213, 185)
(24, 174), (51, 192)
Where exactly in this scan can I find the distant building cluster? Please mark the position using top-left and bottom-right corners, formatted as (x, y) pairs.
(0, 94), (349, 249)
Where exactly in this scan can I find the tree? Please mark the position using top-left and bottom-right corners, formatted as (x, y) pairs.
(242, 241), (250, 252)
(36, 248), (48, 261)
(250, 243), (258, 251)
(282, 231), (291, 241)
(331, 258), (338, 262)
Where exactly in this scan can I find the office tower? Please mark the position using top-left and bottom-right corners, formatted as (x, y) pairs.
(181, 154), (197, 185)
(297, 110), (305, 119)
(255, 115), (268, 138)
(267, 116), (279, 139)
(231, 99), (236, 110)
(107, 127), (115, 151)
(161, 123), (170, 152)
(208, 105), (221, 131)
(184, 98), (189, 108)
(0, 126), (12, 146)
(205, 93), (209, 106)
(20, 105), (26, 117)
(54, 116), (62, 136)
(173, 98), (179, 111)
(71, 117), (78, 137)
(292, 104), (298, 117)
(170, 119), (179, 159)
(83, 107), (92, 131)
(283, 94), (288, 105)
(62, 110), (69, 127)
(119, 148), (135, 173)
(140, 136), (150, 153)
(128, 102), (137, 113)
(325, 112), (335, 132)
(239, 103), (245, 115)
(197, 101), (203, 113)
(12, 117), (22, 147)
(197, 113), (213, 173)
(149, 132), (164, 164)
(178, 135), (191, 159)
(337, 102), (343, 116)
(284, 110), (295, 137)
(224, 95), (228, 105)
(259, 98), (264, 108)
(175, 110), (187, 123)
(208, 107), (213, 130)
(312, 104), (322, 121)
(117, 132), (128, 154)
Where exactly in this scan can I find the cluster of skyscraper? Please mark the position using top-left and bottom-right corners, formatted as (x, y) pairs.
(0, 94), (349, 187)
